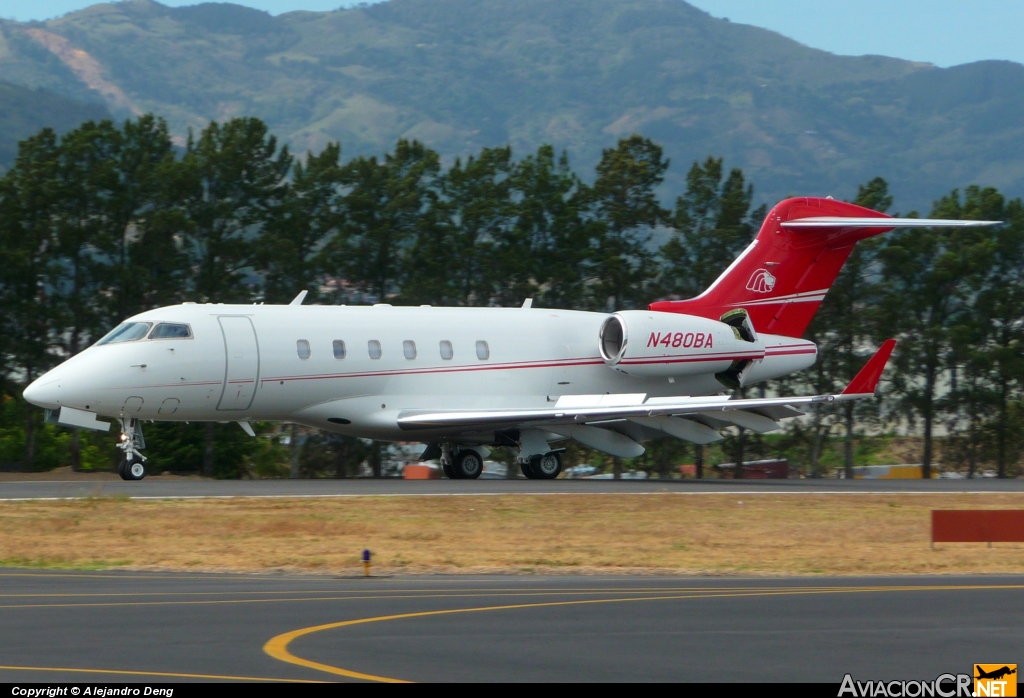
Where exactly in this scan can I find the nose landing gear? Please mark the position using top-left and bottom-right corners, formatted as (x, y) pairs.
(117, 418), (147, 481)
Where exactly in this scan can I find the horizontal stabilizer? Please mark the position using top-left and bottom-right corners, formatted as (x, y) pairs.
(782, 217), (1000, 229)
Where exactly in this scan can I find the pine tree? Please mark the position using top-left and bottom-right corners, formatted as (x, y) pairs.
(589, 135), (669, 311)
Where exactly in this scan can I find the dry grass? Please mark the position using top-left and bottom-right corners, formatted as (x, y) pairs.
(0, 494), (1022, 576)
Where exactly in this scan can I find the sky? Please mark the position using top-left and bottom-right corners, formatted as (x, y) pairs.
(3, 0), (1023, 68)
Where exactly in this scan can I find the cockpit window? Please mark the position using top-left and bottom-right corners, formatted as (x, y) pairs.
(149, 323), (193, 340)
(96, 322), (153, 345)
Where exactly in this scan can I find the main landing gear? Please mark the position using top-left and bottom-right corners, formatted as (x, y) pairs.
(433, 439), (561, 480)
(520, 451), (562, 480)
(117, 417), (147, 481)
(441, 444), (485, 479)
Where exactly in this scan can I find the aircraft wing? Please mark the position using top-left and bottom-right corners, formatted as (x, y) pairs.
(397, 340), (896, 438)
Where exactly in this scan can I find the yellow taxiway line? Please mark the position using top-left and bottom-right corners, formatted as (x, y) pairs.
(264, 584), (1024, 682)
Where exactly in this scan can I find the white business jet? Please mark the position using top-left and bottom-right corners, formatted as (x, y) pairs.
(23, 197), (998, 480)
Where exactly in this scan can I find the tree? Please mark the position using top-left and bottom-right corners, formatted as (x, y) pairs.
(94, 115), (182, 325)
(589, 135), (669, 311)
(168, 118), (292, 476)
(947, 188), (1024, 478)
(657, 157), (762, 478)
(331, 139), (440, 303)
(258, 142), (345, 304)
(171, 117), (292, 304)
(807, 177), (892, 479)
(47, 121), (121, 470)
(876, 189), (994, 478)
(0, 129), (63, 470)
(659, 157), (763, 300)
(495, 145), (596, 309)
(403, 146), (513, 306)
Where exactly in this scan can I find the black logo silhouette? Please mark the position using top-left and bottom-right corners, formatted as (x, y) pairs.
(976, 666), (1017, 681)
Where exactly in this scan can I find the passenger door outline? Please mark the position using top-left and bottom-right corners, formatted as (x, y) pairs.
(217, 316), (260, 411)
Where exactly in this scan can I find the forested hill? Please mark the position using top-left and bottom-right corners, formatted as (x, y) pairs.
(2, 0), (1024, 209)
(0, 82), (109, 171)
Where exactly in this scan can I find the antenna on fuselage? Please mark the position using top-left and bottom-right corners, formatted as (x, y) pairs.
(289, 290), (308, 306)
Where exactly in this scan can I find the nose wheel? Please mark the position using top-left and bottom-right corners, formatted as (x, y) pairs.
(116, 418), (147, 481)
(118, 457), (146, 481)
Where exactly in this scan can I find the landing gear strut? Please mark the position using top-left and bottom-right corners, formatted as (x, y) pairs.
(440, 443), (456, 479)
(117, 418), (147, 481)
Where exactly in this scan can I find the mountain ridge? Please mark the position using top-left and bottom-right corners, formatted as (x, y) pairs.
(1, 0), (1022, 210)
(0, 81), (110, 171)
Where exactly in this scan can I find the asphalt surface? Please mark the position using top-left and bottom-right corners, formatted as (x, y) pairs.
(0, 571), (1019, 682)
(1, 476), (1023, 500)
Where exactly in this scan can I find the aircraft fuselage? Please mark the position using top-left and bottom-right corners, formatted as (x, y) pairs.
(24, 302), (816, 443)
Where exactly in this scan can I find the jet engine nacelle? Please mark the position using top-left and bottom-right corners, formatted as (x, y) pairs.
(598, 310), (765, 379)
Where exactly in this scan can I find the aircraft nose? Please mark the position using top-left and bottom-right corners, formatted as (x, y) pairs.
(23, 375), (62, 409)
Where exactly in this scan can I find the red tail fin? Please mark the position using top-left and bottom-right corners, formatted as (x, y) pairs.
(650, 197), (895, 337)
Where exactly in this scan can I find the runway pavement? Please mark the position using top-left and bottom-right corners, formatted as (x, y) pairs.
(0, 570), (1020, 682)
(1, 475), (1023, 500)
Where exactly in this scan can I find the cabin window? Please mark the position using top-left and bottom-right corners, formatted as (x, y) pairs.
(476, 340), (490, 360)
(149, 323), (192, 340)
(333, 340), (347, 359)
(403, 340), (417, 360)
(296, 340), (311, 360)
(96, 322), (152, 345)
(439, 340), (453, 360)
(368, 340), (382, 360)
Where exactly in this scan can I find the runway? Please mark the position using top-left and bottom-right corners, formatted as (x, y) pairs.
(1, 475), (1023, 500)
(0, 571), (1020, 682)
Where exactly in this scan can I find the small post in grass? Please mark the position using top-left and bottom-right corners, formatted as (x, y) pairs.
(362, 549), (371, 577)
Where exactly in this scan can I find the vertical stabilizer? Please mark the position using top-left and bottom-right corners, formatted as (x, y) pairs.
(649, 197), (895, 337)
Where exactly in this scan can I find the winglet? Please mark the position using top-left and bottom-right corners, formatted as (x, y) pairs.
(289, 290), (308, 306)
(841, 339), (896, 396)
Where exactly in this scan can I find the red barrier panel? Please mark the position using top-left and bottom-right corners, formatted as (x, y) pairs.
(932, 510), (1024, 543)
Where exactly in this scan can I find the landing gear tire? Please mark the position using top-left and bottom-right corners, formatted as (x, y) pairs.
(442, 460), (457, 479)
(453, 450), (483, 480)
(533, 452), (562, 480)
(127, 459), (146, 481)
(119, 458), (146, 481)
(520, 459), (537, 479)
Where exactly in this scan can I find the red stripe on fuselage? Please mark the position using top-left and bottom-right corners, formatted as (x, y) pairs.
(260, 357), (608, 384)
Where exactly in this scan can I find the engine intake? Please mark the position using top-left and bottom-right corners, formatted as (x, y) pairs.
(598, 311), (764, 379)
(599, 314), (627, 363)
